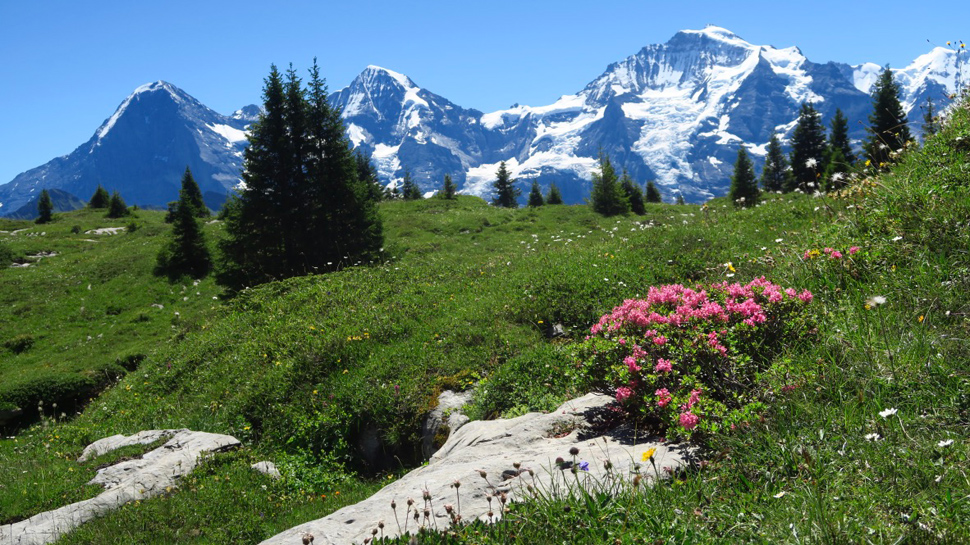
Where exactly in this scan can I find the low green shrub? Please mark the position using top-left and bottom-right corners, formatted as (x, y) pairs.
(4, 334), (35, 354)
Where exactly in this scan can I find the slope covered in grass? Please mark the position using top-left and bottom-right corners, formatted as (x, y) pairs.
(0, 208), (223, 424)
(3, 98), (970, 543)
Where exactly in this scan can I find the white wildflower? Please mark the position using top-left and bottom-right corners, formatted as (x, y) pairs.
(866, 296), (887, 307)
(938, 439), (954, 448)
(864, 433), (882, 441)
(879, 408), (897, 419)
(805, 158), (818, 169)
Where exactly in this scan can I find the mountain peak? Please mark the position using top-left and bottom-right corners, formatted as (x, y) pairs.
(360, 65), (417, 89)
(677, 26), (750, 48)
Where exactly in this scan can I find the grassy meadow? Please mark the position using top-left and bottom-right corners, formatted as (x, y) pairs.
(1, 99), (969, 543)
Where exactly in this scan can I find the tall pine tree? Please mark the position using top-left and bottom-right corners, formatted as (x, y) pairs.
(355, 151), (385, 203)
(36, 189), (53, 224)
(865, 66), (912, 168)
(620, 170), (645, 215)
(922, 97), (939, 139)
(440, 174), (457, 200)
(729, 147), (759, 208)
(156, 183), (212, 280)
(527, 180), (544, 207)
(644, 181), (662, 203)
(760, 134), (789, 192)
(589, 153), (630, 216)
(401, 170), (422, 200)
(546, 182), (564, 205)
(788, 102), (827, 192)
(492, 162), (520, 208)
(828, 109), (855, 166)
(218, 61), (382, 289)
(180, 167), (209, 217)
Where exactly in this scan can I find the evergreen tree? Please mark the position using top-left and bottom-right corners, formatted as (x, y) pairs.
(644, 181), (662, 203)
(822, 147), (851, 191)
(865, 66), (912, 168)
(440, 174), (457, 200)
(620, 170), (645, 215)
(218, 61), (382, 289)
(546, 182), (564, 205)
(401, 170), (422, 200)
(156, 184), (212, 280)
(675, 193), (686, 205)
(788, 102), (827, 192)
(922, 97), (939, 138)
(492, 161), (520, 208)
(729, 147), (759, 208)
(829, 109), (855, 166)
(760, 134), (790, 192)
(106, 191), (129, 218)
(355, 151), (384, 202)
(527, 180), (544, 207)
(175, 167), (209, 218)
(589, 153), (630, 216)
(88, 185), (111, 209)
(36, 189), (53, 224)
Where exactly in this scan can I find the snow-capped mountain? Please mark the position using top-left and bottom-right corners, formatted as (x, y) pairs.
(0, 81), (256, 214)
(333, 27), (965, 203)
(852, 46), (968, 117)
(2, 28), (967, 214)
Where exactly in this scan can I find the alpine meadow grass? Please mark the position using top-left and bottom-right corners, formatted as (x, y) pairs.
(3, 98), (970, 543)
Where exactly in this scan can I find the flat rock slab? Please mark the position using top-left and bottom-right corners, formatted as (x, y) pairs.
(84, 227), (125, 235)
(261, 393), (693, 545)
(0, 430), (240, 545)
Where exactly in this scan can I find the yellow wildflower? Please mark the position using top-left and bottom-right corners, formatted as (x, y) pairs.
(641, 447), (657, 461)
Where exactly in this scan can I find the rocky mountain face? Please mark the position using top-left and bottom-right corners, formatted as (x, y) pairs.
(0, 81), (253, 215)
(2, 28), (966, 214)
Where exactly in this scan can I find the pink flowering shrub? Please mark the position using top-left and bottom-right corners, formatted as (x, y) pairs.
(574, 278), (814, 438)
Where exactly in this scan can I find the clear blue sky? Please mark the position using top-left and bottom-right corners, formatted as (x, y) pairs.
(1, 0), (965, 185)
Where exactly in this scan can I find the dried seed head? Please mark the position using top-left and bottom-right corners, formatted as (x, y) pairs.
(391, 500), (397, 510)
(422, 489), (431, 500)
(444, 504), (454, 513)
(603, 460), (613, 470)
(633, 474), (642, 488)
(378, 521), (385, 529)
(407, 497), (414, 507)
(372, 528), (379, 536)
(513, 461), (521, 470)
(478, 469), (487, 479)
(569, 446), (580, 456)
(555, 456), (565, 466)
(452, 479), (461, 488)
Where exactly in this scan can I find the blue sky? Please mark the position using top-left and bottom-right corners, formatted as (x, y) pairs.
(1, 0), (966, 185)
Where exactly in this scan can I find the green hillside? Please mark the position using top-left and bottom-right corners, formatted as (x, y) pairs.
(2, 98), (970, 543)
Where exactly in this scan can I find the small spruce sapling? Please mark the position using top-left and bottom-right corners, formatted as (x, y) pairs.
(527, 180), (544, 207)
(546, 183), (564, 205)
(88, 185), (111, 209)
(106, 191), (129, 218)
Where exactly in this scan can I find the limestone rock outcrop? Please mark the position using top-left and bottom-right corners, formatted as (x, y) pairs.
(261, 393), (692, 545)
(0, 430), (240, 545)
